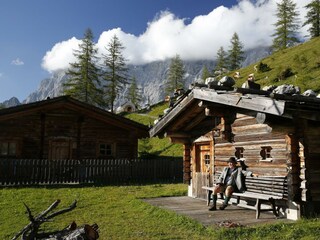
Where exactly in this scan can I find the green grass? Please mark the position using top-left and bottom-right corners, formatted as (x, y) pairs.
(124, 102), (184, 157)
(231, 37), (320, 93)
(124, 101), (169, 127)
(1, 185), (320, 240)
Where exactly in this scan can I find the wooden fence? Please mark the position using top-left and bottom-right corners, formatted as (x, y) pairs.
(0, 158), (183, 185)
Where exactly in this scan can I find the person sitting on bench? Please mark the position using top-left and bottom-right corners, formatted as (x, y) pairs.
(209, 157), (253, 211)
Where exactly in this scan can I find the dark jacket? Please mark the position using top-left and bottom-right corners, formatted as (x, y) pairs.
(217, 166), (252, 192)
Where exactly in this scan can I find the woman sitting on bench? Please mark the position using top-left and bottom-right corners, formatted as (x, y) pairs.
(209, 157), (253, 211)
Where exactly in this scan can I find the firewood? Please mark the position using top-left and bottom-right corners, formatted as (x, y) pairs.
(12, 200), (98, 240)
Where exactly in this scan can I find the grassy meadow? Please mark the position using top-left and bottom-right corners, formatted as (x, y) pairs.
(231, 37), (320, 93)
(1, 184), (320, 240)
(124, 102), (183, 158)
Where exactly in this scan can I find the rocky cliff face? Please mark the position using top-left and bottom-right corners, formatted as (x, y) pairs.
(125, 59), (216, 106)
(23, 70), (67, 104)
(21, 59), (216, 108)
(2, 97), (21, 108)
(2, 47), (270, 108)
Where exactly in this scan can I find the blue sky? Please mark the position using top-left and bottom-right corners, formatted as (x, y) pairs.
(0, 0), (310, 102)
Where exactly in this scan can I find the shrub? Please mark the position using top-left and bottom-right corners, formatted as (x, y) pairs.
(257, 61), (271, 72)
(277, 67), (294, 81)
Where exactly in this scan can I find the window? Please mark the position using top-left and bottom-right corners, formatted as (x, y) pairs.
(99, 143), (113, 157)
(235, 147), (244, 159)
(0, 142), (17, 157)
(204, 154), (210, 165)
(260, 146), (273, 162)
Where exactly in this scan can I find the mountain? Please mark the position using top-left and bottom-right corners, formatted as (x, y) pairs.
(21, 60), (217, 107)
(2, 97), (21, 108)
(23, 70), (66, 104)
(1, 46), (271, 108)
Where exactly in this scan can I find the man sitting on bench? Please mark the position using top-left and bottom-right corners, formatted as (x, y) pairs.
(209, 157), (253, 211)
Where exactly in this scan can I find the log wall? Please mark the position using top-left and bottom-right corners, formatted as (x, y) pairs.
(0, 109), (139, 160)
(214, 114), (291, 177)
(302, 124), (320, 206)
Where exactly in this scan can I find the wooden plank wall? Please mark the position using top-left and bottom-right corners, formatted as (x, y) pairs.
(193, 172), (210, 199)
(0, 109), (139, 160)
(214, 114), (290, 177)
(303, 125), (320, 202)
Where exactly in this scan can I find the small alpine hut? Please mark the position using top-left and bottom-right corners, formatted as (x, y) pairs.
(150, 83), (320, 220)
(0, 96), (149, 160)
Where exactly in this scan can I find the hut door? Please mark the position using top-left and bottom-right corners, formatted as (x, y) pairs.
(197, 144), (211, 173)
(49, 139), (72, 160)
(194, 143), (212, 198)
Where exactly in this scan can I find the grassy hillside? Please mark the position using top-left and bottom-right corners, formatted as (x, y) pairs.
(124, 102), (183, 158)
(232, 37), (320, 93)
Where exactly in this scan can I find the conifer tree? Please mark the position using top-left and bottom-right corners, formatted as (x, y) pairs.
(303, 0), (320, 38)
(227, 33), (244, 71)
(102, 34), (128, 113)
(166, 54), (185, 95)
(64, 28), (104, 106)
(272, 0), (300, 51)
(201, 66), (211, 81)
(215, 46), (228, 71)
(166, 54), (185, 94)
(126, 76), (142, 109)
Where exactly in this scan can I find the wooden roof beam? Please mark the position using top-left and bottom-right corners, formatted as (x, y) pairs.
(165, 132), (191, 144)
(164, 131), (190, 138)
(184, 110), (209, 131)
(169, 100), (203, 131)
(170, 137), (191, 144)
(194, 89), (285, 116)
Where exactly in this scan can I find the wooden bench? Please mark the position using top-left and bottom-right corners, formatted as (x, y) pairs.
(202, 175), (288, 219)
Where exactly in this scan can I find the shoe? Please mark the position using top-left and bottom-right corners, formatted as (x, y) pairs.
(219, 204), (228, 210)
(209, 206), (216, 211)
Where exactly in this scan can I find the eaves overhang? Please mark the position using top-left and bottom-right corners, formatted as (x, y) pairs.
(149, 86), (320, 138)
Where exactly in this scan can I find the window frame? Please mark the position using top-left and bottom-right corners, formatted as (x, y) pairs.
(97, 142), (115, 158)
(260, 146), (273, 162)
(0, 140), (18, 157)
(235, 147), (245, 160)
(204, 153), (210, 166)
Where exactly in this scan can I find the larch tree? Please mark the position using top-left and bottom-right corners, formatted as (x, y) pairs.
(272, 0), (300, 51)
(102, 34), (129, 113)
(201, 65), (211, 81)
(303, 0), (320, 38)
(215, 46), (228, 72)
(227, 33), (245, 71)
(166, 54), (185, 95)
(126, 76), (142, 109)
(64, 28), (104, 107)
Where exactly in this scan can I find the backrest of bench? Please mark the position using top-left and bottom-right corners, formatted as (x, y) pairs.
(245, 176), (288, 199)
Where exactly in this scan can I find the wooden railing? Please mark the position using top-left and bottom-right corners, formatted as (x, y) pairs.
(0, 158), (183, 185)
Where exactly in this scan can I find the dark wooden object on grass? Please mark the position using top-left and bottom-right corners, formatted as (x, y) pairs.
(12, 200), (99, 240)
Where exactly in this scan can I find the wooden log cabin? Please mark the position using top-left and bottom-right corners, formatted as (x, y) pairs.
(150, 85), (320, 220)
(0, 96), (149, 160)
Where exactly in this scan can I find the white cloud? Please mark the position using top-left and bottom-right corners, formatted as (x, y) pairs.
(42, 0), (310, 72)
(11, 58), (24, 66)
(41, 37), (80, 73)
(0, 73), (3, 78)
